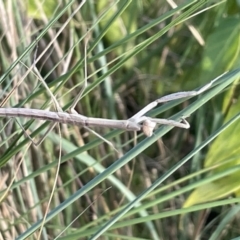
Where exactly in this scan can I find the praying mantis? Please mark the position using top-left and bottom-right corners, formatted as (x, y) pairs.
(0, 73), (226, 142)
(0, 35), (228, 146)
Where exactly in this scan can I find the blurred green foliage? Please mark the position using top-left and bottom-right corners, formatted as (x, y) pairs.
(1, 0), (240, 239)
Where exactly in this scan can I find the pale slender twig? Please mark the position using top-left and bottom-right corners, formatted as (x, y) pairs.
(70, 32), (90, 113)
(0, 72), (227, 137)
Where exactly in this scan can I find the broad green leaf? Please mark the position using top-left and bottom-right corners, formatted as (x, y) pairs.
(184, 175), (240, 207)
(183, 16), (240, 208)
(184, 85), (240, 207)
(201, 16), (240, 81)
(25, 0), (58, 19)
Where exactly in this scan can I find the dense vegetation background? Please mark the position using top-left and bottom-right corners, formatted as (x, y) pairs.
(0, 0), (240, 239)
